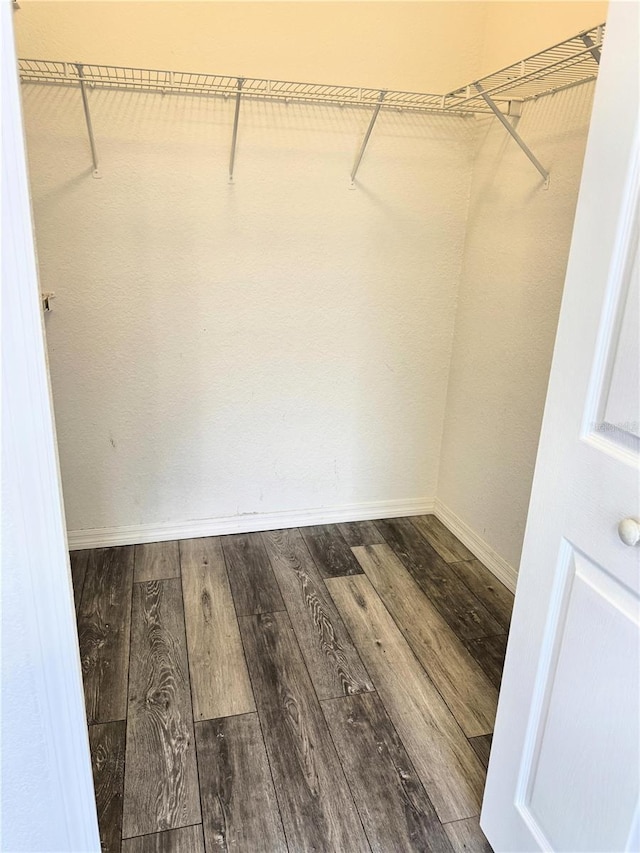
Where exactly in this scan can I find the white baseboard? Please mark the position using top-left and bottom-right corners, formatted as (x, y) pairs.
(434, 500), (518, 593)
(68, 496), (519, 595)
(67, 497), (436, 551)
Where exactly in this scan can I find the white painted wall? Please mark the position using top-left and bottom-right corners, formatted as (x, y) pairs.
(16, 2), (604, 571)
(22, 84), (474, 538)
(437, 82), (597, 572)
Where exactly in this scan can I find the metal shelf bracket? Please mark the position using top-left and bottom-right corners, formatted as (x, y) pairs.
(75, 63), (101, 178)
(228, 77), (244, 183)
(581, 30), (601, 65)
(474, 82), (550, 189)
(350, 90), (385, 187)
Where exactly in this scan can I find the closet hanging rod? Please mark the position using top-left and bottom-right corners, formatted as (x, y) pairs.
(17, 23), (604, 117)
(17, 24), (603, 185)
(17, 60), (464, 114)
(446, 42), (600, 109)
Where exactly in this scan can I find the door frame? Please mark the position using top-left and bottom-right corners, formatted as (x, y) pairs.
(1, 4), (100, 849)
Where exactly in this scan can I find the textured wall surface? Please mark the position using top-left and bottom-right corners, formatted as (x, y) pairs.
(18, 2), (603, 569)
(23, 85), (474, 531)
(438, 83), (597, 571)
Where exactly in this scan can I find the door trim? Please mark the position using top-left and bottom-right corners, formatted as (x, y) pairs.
(1, 5), (100, 849)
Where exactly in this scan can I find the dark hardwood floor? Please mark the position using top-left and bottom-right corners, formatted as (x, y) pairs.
(76, 515), (513, 853)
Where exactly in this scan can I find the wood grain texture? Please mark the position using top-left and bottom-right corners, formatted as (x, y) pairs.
(123, 578), (201, 838)
(300, 524), (363, 578)
(239, 611), (369, 853)
(462, 634), (508, 691)
(195, 714), (286, 853)
(469, 735), (492, 771)
(337, 520), (385, 547)
(78, 546), (134, 723)
(89, 721), (126, 853)
(411, 515), (475, 563)
(262, 528), (373, 699)
(322, 693), (454, 853)
(352, 544), (496, 736)
(450, 559), (514, 631)
(134, 540), (180, 582)
(122, 825), (205, 853)
(221, 532), (284, 616)
(180, 537), (255, 720)
(375, 517), (502, 640)
(326, 574), (485, 823)
(444, 817), (493, 852)
(70, 548), (91, 614)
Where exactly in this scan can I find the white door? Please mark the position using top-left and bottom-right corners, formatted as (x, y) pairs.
(1, 5), (100, 849)
(482, 3), (640, 851)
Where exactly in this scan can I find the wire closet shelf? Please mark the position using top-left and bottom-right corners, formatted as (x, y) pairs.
(18, 24), (604, 186)
(18, 24), (603, 115)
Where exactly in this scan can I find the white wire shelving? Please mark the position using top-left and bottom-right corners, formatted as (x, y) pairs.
(18, 60), (451, 113)
(443, 24), (603, 110)
(18, 23), (604, 184)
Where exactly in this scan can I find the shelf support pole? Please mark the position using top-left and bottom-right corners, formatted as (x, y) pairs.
(580, 32), (601, 64)
(75, 63), (100, 177)
(228, 77), (244, 183)
(350, 90), (385, 186)
(474, 82), (549, 187)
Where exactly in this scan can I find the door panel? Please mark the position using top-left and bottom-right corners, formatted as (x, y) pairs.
(482, 4), (640, 850)
(522, 547), (639, 851)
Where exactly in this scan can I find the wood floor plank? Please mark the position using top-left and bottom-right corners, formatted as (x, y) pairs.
(352, 544), (497, 736)
(123, 578), (201, 838)
(450, 559), (514, 631)
(262, 528), (373, 699)
(337, 520), (385, 547)
(78, 546), (134, 723)
(89, 721), (126, 853)
(122, 825), (205, 853)
(300, 524), (363, 578)
(239, 611), (369, 852)
(469, 734), (492, 771)
(134, 541), (180, 583)
(326, 574), (485, 823)
(462, 634), (508, 691)
(180, 537), (255, 720)
(444, 817), (493, 852)
(375, 517), (502, 640)
(221, 532), (284, 616)
(411, 515), (475, 563)
(195, 714), (286, 852)
(322, 693), (454, 852)
(70, 549), (91, 614)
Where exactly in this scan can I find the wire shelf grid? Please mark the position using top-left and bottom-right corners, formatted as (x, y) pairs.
(444, 24), (603, 109)
(17, 24), (604, 115)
